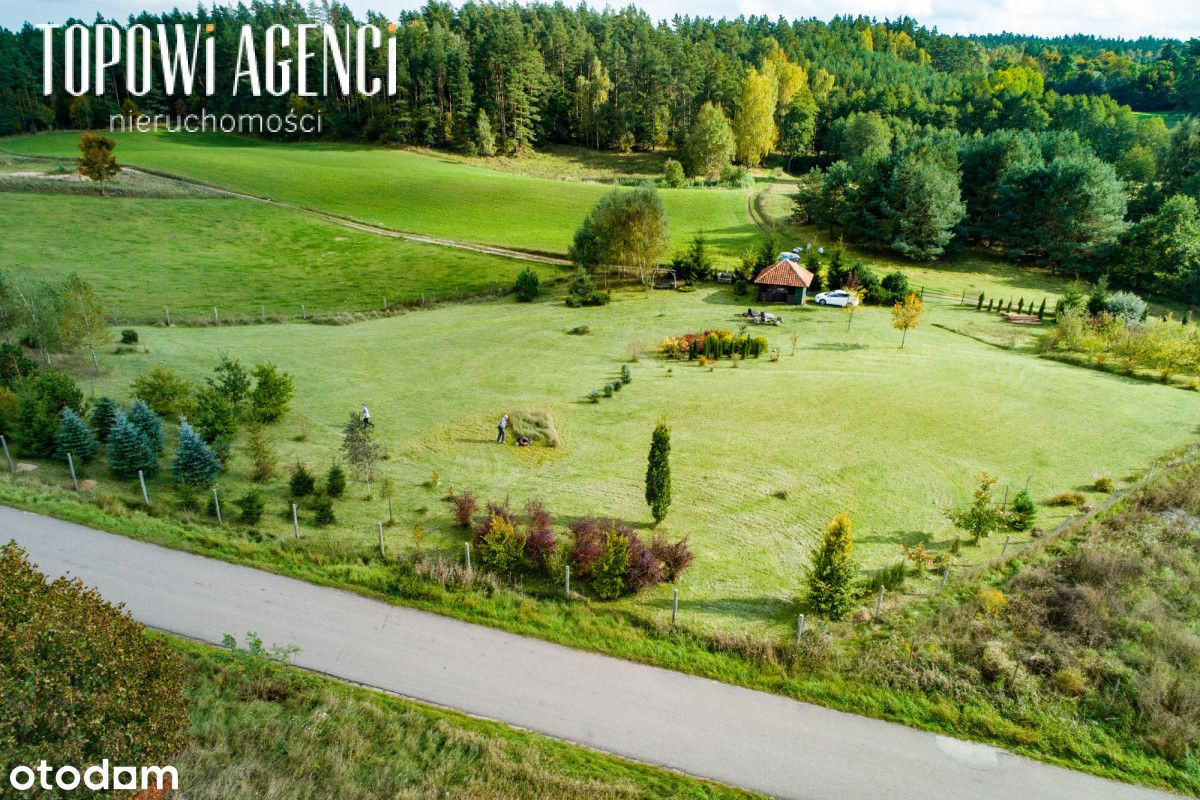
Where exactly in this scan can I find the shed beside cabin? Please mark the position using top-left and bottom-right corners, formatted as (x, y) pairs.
(754, 260), (814, 304)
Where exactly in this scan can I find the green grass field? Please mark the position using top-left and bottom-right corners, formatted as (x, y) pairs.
(172, 635), (755, 800)
(0, 192), (559, 319)
(1, 132), (758, 261)
(1134, 110), (1188, 128)
(40, 285), (1197, 635)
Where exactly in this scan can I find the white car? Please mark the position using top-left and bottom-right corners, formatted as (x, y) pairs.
(777, 251), (800, 262)
(813, 290), (859, 307)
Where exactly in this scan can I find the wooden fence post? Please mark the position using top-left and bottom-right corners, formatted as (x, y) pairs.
(378, 521), (385, 558)
(940, 563), (951, 590)
(138, 470), (150, 505)
(212, 488), (222, 524)
(1001, 534), (1011, 558)
(464, 541), (471, 571)
(67, 453), (78, 491)
(292, 504), (300, 538)
(671, 587), (679, 625)
(796, 613), (805, 642)
(565, 564), (571, 597)
(875, 585), (885, 616)
(213, 307), (219, 324)
(2, 435), (14, 472)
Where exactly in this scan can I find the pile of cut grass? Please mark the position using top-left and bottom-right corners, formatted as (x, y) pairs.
(508, 409), (561, 448)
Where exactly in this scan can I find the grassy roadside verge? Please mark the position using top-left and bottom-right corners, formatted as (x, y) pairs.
(165, 633), (759, 799)
(3, 469), (1197, 795)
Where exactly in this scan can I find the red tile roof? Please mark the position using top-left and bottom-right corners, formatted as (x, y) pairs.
(753, 260), (814, 289)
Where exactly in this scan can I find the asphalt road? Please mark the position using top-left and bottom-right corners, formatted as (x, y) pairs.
(3, 506), (1180, 800)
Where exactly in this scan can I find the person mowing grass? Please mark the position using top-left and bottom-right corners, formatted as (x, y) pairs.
(496, 414), (507, 444)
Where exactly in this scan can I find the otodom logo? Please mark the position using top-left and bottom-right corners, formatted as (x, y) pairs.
(6, 761), (178, 793)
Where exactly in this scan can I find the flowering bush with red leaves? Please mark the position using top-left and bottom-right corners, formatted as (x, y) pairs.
(651, 534), (695, 581)
(524, 499), (557, 567)
(452, 491), (478, 528)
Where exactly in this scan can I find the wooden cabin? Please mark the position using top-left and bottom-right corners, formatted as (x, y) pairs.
(753, 260), (814, 304)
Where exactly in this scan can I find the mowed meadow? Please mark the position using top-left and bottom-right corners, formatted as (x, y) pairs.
(56, 288), (1199, 633)
(2, 132), (760, 259)
(2, 129), (1197, 635)
(0, 191), (559, 318)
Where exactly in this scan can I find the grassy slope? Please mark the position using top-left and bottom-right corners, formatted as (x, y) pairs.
(40, 287), (1200, 635)
(173, 636), (755, 800)
(0, 192), (559, 319)
(1, 132), (758, 261)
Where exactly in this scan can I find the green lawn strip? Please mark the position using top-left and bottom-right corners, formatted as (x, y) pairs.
(0, 192), (562, 319)
(1, 132), (758, 262)
(164, 633), (758, 800)
(1, 474), (1194, 794)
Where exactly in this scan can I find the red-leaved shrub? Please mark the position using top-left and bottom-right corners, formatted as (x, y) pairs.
(625, 530), (664, 592)
(452, 491), (478, 528)
(524, 499), (557, 567)
(567, 518), (606, 577)
(651, 534), (695, 581)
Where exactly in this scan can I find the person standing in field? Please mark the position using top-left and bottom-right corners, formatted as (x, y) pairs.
(496, 415), (507, 444)
(361, 404), (372, 427)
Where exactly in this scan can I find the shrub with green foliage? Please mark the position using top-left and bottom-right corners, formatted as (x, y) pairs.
(250, 363), (294, 423)
(326, 463), (347, 498)
(171, 421), (222, 487)
(477, 514), (526, 573)
(209, 355), (252, 407)
(620, 364), (632, 384)
(105, 410), (156, 479)
(591, 527), (631, 599)
(89, 396), (119, 441)
(192, 384), (237, 445)
(119, 328), (138, 344)
(235, 490), (265, 525)
(128, 399), (164, 456)
(565, 268), (610, 307)
(289, 463), (316, 498)
(807, 513), (857, 619)
(53, 407), (98, 463)
(513, 268), (541, 302)
(0, 387), (16, 437)
(0, 542), (189, 779)
(13, 369), (83, 458)
(945, 473), (1006, 543)
(645, 421), (672, 523)
(243, 421), (276, 482)
(312, 495), (336, 526)
(1009, 489), (1037, 531)
(662, 158), (685, 188)
(1104, 292), (1149, 326)
(0, 341), (36, 390)
(131, 365), (193, 419)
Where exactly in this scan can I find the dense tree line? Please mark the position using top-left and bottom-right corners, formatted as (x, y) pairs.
(2, 4), (1195, 154)
(968, 32), (1200, 113)
(796, 113), (1200, 303)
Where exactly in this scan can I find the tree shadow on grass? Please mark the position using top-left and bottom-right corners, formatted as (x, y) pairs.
(644, 595), (794, 622)
(857, 529), (935, 547)
(806, 342), (868, 351)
